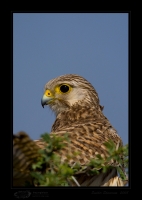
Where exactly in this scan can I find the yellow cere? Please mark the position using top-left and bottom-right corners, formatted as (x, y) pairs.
(44, 90), (53, 97)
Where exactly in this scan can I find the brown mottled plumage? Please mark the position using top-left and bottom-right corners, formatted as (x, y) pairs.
(13, 74), (126, 186)
(13, 132), (40, 186)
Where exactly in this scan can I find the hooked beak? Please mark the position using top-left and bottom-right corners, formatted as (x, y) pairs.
(41, 90), (54, 108)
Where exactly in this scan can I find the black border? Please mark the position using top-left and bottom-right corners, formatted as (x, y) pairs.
(11, 11), (131, 197)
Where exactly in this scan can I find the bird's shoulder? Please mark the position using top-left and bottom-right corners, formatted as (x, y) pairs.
(47, 105), (123, 166)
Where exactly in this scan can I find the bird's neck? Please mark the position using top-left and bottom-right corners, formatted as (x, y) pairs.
(51, 103), (106, 132)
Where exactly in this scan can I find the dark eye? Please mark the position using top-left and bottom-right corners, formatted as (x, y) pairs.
(60, 85), (69, 93)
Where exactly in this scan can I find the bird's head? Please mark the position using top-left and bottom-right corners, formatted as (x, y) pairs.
(41, 74), (100, 115)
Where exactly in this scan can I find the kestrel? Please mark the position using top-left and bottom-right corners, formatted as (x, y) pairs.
(13, 74), (127, 186)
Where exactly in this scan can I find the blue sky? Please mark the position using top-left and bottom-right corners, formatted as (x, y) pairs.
(13, 13), (128, 145)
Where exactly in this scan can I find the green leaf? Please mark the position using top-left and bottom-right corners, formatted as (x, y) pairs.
(30, 132), (128, 186)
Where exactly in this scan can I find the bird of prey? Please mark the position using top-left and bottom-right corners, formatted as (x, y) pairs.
(13, 74), (127, 186)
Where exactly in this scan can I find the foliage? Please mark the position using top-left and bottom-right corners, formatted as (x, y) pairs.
(88, 141), (128, 181)
(28, 133), (128, 186)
